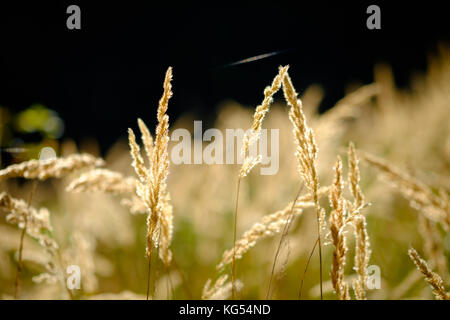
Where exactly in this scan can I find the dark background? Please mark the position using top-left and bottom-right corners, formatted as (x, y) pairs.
(0, 1), (448, 152)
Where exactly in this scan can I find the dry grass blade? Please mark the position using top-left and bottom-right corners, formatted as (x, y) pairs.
(202, 274), (243, 300)
(282, 69), (324, 299)
(138, 118), (154, 161)
(0, 185), (60, 299)
(348, 142), (364, 209)
(329, 157), (350, 300)
(67, 168), (148, 215)
(347, 142), (371, 300)
(299, 237), (319, 299)
(15, 180), (37, 299)
(231, 177), (241, 299)
(418, 214), (449, 283)
(128, 129), (147, 181)
(232, 65), (289, 298)
(218, 200), (314, 271)
(217, 186), (329, 272)
(361, 151), (450, 231)
(128, 67), (174, 299)
(0, 154), (104, 180)
(66, 168), (136, 194)
(351, 215), (370, 300)
(266, 184), (304, 299)
(0, 191), (58, 254)
(408, 247), (450, 300)
(240, 65), (289, 176)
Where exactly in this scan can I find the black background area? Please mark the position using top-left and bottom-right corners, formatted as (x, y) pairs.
(0, 1), (448, 151)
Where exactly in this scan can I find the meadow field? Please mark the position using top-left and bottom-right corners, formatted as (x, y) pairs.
(0, 47), (449, 300)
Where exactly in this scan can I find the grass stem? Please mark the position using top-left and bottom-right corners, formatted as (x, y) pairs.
(231, 177), (241, 300)
(266, 184), (303, 299)
(299, 237), (319, 299)
(146, 246), (153, 300)
(14, 179), (38, 299)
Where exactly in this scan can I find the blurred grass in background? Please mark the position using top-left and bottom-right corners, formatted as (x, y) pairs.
(0, 47), (449, 300)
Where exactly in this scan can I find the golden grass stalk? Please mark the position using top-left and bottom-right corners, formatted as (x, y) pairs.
(32, 253), (74, 300)
(0, 192), (58, 254)
(361, 151), (450, 231)
(219, 201), (313, 271)
(231, 65), (289, 298)
(66, 168), (136, 194)
(282, 69), (324, 299)
(328, 157), (350, 300)
(0, 187), (59, 299)
(158, 193), (174, 267)
(218, 187), (329, 272)
(417, 214), (449, 283)
(120, 195), (147, 214)
(351, 215), (370, 300)
(202, 274), (243, 300)
(347, 142), (371, 300)
(231, 177), (241, 299)
(138, 118), (154, 161)
(348, 142), (364, 209)
(408, 247), (450, 300)
(72, 231), (98, 293)
(240, 65), (289, 177)
(67, 168), (147, 214)
(0, 153), (104, 180)
(128, 67), (174, 299)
